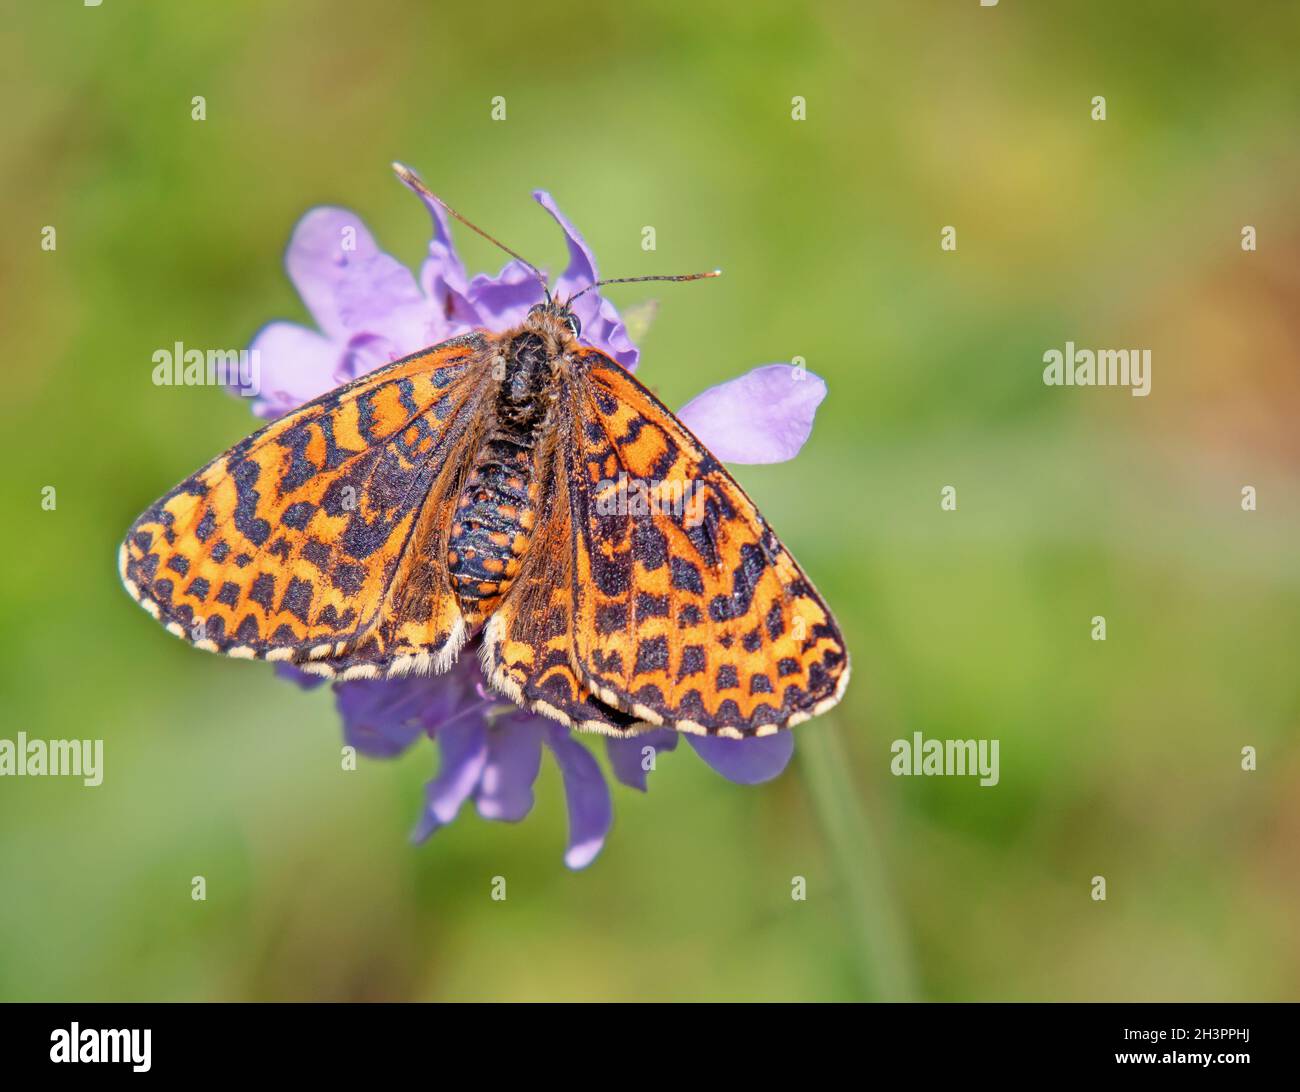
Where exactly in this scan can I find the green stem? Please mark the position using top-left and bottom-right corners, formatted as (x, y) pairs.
(799, 723), (918, 1001)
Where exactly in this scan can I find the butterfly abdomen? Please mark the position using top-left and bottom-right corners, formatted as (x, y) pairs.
(446, 331), (555, 624)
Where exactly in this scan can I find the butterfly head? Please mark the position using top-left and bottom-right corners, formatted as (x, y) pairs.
(526, 270), (724, 346)
(526, 300), (582, 341)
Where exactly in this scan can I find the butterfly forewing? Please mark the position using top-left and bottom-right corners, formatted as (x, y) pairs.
(120, 334), (492, 676)
(559, 350), (849, 738)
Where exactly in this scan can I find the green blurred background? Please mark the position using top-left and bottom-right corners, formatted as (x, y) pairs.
(2, 1), (1297, 1001)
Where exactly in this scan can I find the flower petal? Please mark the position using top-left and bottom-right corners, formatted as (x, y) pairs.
(533, 190), (598, 293)
(687, 732), (794, 784)
(245, 321), (345, 419)
(285, 208), (416, 340)
(546, 725), (612, 869)
(336, 258), (426, 343)
(274, 662), (328, 691)
(398, 173), (481, 334)
(532, 190), (639, 371)
(466, 260), (546, 330)
(333, 330), (425, 387)
(412, 717), (489, 842)
(573, 293), (641, 372)
(676, 364), (827, 464)
(605, 728), (679, 791)
(474, 712), (546, 821)
(334, 676), (439, 759)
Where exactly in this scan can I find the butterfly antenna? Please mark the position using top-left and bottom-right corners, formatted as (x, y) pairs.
(566, 269), (721, 306)
(391, 162), (550, 301)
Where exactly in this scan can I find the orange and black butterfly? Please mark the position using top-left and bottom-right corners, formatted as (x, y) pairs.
(119, 167), (848, 740)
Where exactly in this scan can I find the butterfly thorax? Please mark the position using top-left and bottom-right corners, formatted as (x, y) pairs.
(447, 320), (569, 625)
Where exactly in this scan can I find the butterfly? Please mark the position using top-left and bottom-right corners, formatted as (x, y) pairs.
(119, 167), (849, 740)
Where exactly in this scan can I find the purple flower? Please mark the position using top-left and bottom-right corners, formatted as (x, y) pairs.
(247, 171), (828, 867)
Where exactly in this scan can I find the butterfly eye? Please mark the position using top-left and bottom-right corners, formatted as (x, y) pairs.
(564, 312), (581, 338)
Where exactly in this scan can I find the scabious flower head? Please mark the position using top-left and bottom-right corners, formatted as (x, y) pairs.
(253, 174), (829, 868)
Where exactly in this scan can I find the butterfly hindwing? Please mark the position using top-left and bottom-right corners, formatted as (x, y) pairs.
(480, 434), (656, 736)
(559, 349), (849, 738)
(120, 334), (492, 678)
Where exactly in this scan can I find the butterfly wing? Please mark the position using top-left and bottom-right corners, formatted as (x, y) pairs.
(480, 431), (656, 735)
(120, 333), (492, 679)
(560, 349), (848, 738)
